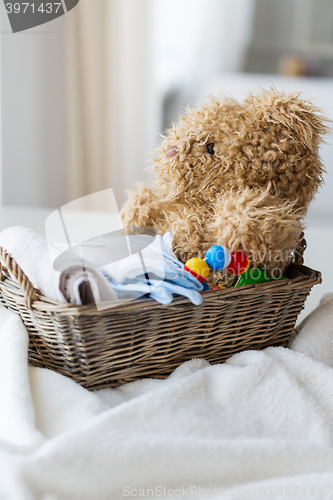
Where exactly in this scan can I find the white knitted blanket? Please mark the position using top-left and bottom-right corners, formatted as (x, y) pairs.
(1, 294), (333, 500)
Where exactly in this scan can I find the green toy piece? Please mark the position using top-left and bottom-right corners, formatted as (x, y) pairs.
(235, 268), (270, 287)
(235, 268), (287, 287)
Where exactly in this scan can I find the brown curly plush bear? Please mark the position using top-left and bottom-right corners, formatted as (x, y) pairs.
(121, 88), (329, 285)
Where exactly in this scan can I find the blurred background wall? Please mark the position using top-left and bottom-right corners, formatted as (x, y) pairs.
(1, 9), (67, 207)
(1, 0), (332, 212)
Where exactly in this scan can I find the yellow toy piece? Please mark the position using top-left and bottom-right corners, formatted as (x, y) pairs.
(184, 258), (210, 283)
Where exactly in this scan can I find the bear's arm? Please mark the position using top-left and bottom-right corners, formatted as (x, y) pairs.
(210, 189), (303, 271)
(120, 183), (165, 230)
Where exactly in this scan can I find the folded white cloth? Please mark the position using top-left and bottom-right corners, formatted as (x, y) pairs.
(1, 295), (333, 498)
(0, 226), (117, 305)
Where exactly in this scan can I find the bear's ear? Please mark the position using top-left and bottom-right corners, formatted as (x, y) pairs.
(244, 87), (331, 152)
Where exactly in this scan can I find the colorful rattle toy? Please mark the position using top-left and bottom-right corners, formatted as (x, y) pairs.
(185, 245), (286, 291)
(184, 258), (210, 283)
(185, 246), (252, 290)
(205, 245), (250, 275)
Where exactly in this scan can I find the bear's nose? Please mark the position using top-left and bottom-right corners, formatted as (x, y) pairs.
(165, 146), (178, 158)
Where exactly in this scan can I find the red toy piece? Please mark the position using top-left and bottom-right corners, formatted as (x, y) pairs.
(227, 251), (250, 275)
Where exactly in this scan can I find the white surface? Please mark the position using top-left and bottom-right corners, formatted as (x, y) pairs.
(0, 205), (53, 236)
(2, 299), (333, 497)
(0, 205), (121, 239)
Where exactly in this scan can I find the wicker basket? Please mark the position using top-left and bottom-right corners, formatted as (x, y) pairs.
(0, 240), (321, 390)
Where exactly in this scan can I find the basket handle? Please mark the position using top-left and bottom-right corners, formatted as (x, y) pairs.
(0, 246), (39, 308)
(294, 232), (307, 265)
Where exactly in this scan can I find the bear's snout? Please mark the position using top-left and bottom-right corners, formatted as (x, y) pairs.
(165, 146), (178, 158)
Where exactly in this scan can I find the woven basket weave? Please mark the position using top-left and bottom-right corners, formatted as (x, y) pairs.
(0, 238), (321, 390)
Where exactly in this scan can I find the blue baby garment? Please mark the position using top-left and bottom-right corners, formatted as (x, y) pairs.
(101, 232), (203, 305)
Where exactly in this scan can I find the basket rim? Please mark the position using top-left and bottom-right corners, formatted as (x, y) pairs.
(0, 262), (321, 316)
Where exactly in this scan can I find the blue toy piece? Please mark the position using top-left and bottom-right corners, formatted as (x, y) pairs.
(202, 282), (210, 291)
(205, 245), (231, 271)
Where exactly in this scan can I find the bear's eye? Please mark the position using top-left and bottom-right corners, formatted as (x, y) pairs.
(207, 143), (215, 155)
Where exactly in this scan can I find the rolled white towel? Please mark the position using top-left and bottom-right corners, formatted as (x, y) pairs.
(0, 226), (117, 306)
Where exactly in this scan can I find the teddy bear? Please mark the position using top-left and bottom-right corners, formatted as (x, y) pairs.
(121, 87), (329, 286)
